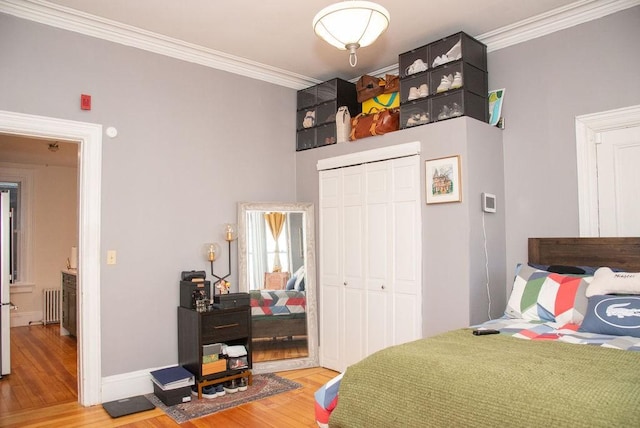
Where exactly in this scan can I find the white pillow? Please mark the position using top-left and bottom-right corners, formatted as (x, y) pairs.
(585, 267), (640, 297)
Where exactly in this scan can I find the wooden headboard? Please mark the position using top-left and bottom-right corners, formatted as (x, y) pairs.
(529, 237), (640, 271)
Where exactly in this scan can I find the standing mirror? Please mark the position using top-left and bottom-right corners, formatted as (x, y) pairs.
(237, 202), (318, 373)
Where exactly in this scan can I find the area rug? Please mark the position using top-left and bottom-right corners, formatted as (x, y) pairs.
(145, 373), (302, 423)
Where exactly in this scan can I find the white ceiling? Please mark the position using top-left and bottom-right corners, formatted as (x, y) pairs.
(25, 0), (586, 83)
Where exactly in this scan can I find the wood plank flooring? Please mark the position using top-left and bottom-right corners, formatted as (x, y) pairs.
(0, 324), (338, 427)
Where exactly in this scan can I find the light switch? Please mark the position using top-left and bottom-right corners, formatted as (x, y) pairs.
(107, 250), (117, 265)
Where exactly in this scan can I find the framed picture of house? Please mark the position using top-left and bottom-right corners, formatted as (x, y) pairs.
(425, 155), (461, 204)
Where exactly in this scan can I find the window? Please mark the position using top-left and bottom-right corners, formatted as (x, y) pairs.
(0, 166), (34, 285)
(264, 218), (290, 273)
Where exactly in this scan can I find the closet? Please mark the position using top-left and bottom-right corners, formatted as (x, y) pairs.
(318, 154), (421, 373)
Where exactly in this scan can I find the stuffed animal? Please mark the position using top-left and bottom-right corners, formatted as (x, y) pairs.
(216, 280), (230, 294)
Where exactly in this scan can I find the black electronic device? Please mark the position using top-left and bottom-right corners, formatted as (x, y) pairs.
(472, 328), (500, 336)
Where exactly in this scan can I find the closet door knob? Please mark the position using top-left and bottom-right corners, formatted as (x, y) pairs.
(381, 285), (385, 290)
(343, 281), (347, 286)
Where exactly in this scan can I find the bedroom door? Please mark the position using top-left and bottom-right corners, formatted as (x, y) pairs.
(596, 125), (640, 236)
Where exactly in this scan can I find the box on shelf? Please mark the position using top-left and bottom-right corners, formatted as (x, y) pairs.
(202, 359), (226, 375)
(431, 89), (488, 124)
(213, 292), (250, 309)
(179, 280), (210, 309)
(228, 356), (249, 370)
(152, 383), (192, 406)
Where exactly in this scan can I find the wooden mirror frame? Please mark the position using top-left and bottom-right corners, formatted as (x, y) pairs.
(237, 201), (319, 373)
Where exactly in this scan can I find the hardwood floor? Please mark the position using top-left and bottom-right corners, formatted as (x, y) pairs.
(0, 324), (337, 427)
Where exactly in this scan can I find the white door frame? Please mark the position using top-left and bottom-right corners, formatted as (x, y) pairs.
(576, 105), (640, 237)
(0, 110), (102, 406)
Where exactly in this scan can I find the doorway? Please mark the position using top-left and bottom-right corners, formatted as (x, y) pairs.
(576, 105), (640, 237)
(0, 110), (102, 406)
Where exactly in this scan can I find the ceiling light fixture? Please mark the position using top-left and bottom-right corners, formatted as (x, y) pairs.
(48, 143), (59, 152)
(313, 1), (390, 67)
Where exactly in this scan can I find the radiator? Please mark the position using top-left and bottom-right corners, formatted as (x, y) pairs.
(43, 288), (62, 325)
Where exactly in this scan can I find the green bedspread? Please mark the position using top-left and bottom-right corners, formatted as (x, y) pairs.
(329, 328), (640, 427)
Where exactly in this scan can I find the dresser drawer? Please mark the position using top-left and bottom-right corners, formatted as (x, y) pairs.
(201, 310), (249, 343)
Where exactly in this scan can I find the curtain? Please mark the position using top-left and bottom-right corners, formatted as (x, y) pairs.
(247, 212), (268, 289)
(264, 212), (285, 272)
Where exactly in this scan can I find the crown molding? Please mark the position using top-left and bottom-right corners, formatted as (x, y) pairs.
(476, 0), (640, 52)
(1, 0), (637, 89)
(0, 0), (321, 90)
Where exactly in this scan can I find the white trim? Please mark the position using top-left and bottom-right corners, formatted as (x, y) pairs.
(101, 368), (156, 403)
(0, 0), (320, 90)
(576, 105), (640, 237)
(477, 0), (640, 52)
(1, 0), (637, 88)
(9, 310), (39, 327)
(0, 110), (102, 406)
(317, 141), (421, 171)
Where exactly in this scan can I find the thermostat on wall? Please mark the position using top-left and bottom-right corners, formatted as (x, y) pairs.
(482, 193), (496, 213)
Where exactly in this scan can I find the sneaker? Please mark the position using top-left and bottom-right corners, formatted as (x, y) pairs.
(406, 59), (427, 75)
(446, 40), (462, 61)
(406, 113), (421, 127)
(202, 385), (218, 399)
(419, 113), (430, 124)
(450, 102), (463, 117)
(224, 380), (238, 394)
(407, 86), (419, 101)
(191, 386), (199, 397)
(450, 72), (463, 89)
(215, 384), (225, 397)
(436, 74), (453, 93)
(238, 377), (248, 392)
(418, 83), (429, 98)
(437, 105), (451, 121)
(432, 55), (443, 68)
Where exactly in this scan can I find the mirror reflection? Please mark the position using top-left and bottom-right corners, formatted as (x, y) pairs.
(238, 202), (318, 372)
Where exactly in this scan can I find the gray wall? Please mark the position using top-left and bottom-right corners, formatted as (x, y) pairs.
(0, 14), (297, 376)
(488, 6), (640, 279)
(296, 117), (506, 337)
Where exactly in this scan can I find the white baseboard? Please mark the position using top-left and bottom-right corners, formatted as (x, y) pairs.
(10, 310), (43, 327)
(101, 364), (176, 403)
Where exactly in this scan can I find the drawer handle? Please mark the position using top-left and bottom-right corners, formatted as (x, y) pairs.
(214, 323), (239, 329)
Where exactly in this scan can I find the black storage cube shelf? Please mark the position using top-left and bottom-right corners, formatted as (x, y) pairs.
(398, 31), (488, 129)
(296, 78), (360, 151)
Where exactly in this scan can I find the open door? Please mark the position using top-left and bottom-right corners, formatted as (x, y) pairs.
(1, 191), (12, 376)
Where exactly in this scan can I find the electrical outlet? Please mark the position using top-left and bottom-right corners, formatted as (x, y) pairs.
(107, 250), (117, 265)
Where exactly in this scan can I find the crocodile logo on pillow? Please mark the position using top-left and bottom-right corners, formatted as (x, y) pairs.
(594, 296), (640, 329)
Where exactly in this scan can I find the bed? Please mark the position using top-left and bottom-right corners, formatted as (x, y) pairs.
(316, 237), (640, 427)
(249, 289), (307, 339)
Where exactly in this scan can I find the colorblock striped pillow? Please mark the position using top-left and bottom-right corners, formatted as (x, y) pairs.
(505, 264), (592, 324)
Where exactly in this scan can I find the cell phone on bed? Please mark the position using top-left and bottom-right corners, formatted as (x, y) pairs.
(472, 328), (500, 336)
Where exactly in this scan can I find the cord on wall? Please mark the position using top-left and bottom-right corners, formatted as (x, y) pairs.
(482, 210), (492, 320)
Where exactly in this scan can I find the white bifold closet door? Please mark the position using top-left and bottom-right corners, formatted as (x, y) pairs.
(319, 155), (421, 373)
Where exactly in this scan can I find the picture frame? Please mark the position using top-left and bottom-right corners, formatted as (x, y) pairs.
(425, 155), (462, 204)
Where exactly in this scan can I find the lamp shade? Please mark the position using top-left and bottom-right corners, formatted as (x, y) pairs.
(313, 1), (390, 51)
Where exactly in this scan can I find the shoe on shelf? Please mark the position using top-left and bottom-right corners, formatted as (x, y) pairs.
(419, 113), (430, 124)
(202, 385), (218, 399)
(450, 102), (463, 117)
(407, 86), (419, 101)
(215, 384), (225, 397)
(406, 113), (421, 127)
(224, 380), (239, 394)
(450, 72), (463, 89)
(437, 105), (451, 121)
(191, 386), (199, 397)
(446, 40), (462, 61)
(238, 377), (248, 392)
(418, 83), (429, 98)
(406, 59), (427, 75)
(436, 74), (453, 93)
